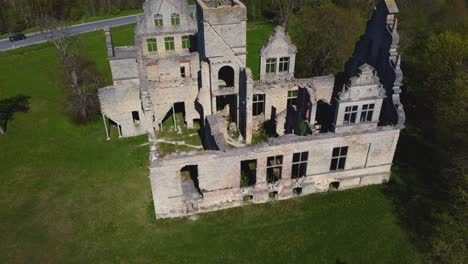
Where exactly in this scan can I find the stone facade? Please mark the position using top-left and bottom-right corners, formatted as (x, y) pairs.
(98, 0), (405, 219)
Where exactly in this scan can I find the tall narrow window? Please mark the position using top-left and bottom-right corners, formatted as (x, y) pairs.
(287, 90), (298, 106)
(344, 105), (358, 125)
(266, 155), (283, 183)
(279, 57), (290, 72)
(266, 58), (277, 73)
(360, 104), (375, 123)
(164, 37), (175, 50)
(182, 35), (191, 49)
(132, 111), (140, 125)
(240, 160), (257, 187)
(154, 14), (163, 27)
(330, 147), (348, 171)
(147, 38), (157, 52)
(292, 152), (308, 179)
(252, 94), (265, 116)
(171, 13), (180, 25)
(180, 66), (186, 78)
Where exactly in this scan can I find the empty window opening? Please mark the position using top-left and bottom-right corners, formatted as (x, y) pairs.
(293, 187), (303, 196)
(218, 66), (235, 89)
(269, 191), (278, 199)
(344, 105), (358, 125)
(330, 146), (348, 171)
(154, 14), (163, 27)
(161, 102), (186, 130)
(182, 35), (191, 49)
(329, 181), (340, 191)
(243, 195), (254, 203)
(180, 165), (203, 197)
(180, 66), (186, 78)
(266, 58), (277, 73)
(132, 111), (140, 125)
(171, 13), (180, 25)
(292, 151), (308, 179)
(216, 95), (237, 123)
(267, 155), (283, 183)
(107, 118), (121, 138)
(147, 38), (157, 53)
(360, 104), (375, 123)
(240, 160), (257, 187)
(315, 100), (334, 133)
(164, 37), (175, 51)
(253, 94), (265, 116)
(287, 90), (298, 107)
(279, 57), (290, 72)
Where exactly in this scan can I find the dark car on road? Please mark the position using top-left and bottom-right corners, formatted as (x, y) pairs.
(9, 33), (27, 42)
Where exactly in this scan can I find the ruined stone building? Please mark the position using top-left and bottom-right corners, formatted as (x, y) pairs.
(98, 0), (405, 219)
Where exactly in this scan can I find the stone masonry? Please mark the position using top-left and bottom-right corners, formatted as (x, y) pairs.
(98, 0), (405, 219)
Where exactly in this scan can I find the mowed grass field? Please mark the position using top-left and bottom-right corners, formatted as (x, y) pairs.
(0, 24), (421, 263)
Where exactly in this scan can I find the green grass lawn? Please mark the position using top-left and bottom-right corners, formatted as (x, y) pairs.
(247, 19), (275, 80)
(0, 26), (422, 263)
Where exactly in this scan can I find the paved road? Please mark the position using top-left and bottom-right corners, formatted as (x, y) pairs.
(0, 14), (144, 52)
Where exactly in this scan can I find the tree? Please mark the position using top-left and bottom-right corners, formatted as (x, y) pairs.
(288, 4), (365, 77)
(62, 53), (103, 123)
(0, 95), (31, 134)
(400, 31), (468, 264)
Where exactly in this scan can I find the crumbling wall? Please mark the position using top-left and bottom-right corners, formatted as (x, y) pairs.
(150, 127), (400, 218)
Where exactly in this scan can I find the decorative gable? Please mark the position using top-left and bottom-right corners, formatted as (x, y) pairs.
(260, 26), (297, 57)
(338, 64), (386, 101)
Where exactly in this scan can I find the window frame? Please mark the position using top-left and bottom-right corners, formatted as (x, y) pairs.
(266, 155), (283, 183)
(265, 58), (277, 74)
(279, 57), (290, 72)
(147, 38), (157, 53)
(182, 35), (190, 49)
(344, 105), (358, 125)
(360, 103), (375, 123)
(252, 94), (265, 117)
(330, 146), (348, 171)
(287, 90), (298, 106)
(164, 37), (175, 51)
(171, 13), (180, 26)
(180, 66), (186, 78)
(292, 151), (308, 179)
(154, 14), (163, 27)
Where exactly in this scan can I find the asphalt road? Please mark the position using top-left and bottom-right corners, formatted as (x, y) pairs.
(0, 13), (144, 52)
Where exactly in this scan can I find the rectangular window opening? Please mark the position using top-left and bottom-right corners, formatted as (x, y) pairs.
(252, 94), (265, 117)
(132, 111), (140, 125)
(147, 38), (157, 53)
(267, 155), (283, 183)
(154, 14), (163, 27)
(165, 37), (175, 51)
(171, 13), (180, 25)
(360, 103), (375, 123)
(182, 35), (191, 49)
(266, 58), (277, 73)
(180, 66), (186, 78)
(344, 105), (358, 125)
(330, 146), (348, 171)
(292, 152), (308, 179)
(279, 57), (290, 72)
(241, 160), (257, 187)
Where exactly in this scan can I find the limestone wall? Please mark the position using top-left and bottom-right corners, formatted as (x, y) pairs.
(150, 127), (401, 218)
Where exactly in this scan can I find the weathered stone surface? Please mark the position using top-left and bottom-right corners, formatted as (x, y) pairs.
(97, 0), (405, 219)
